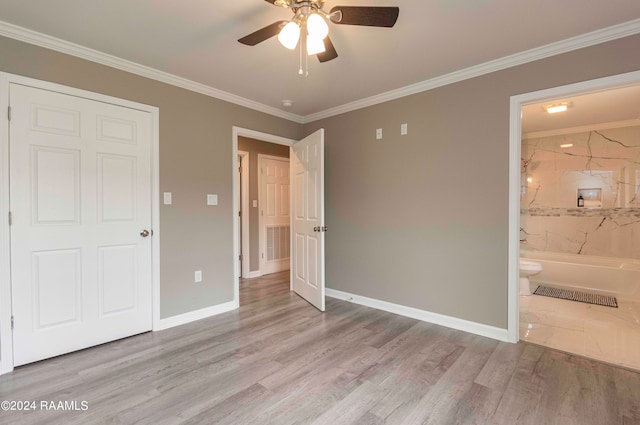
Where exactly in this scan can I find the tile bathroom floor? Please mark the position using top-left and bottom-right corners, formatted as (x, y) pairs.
(520, 288), (640, 371)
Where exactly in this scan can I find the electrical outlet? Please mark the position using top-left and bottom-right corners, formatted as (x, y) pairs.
(376, 128), (383, 140)
(207, 194), (218, 206)
(194, 270), (202, 283)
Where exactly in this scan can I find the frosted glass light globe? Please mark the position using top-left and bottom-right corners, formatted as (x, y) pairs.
(307, 35), (326, 55)
(278, 21), (301, 49)
(307, 13), (329, 40)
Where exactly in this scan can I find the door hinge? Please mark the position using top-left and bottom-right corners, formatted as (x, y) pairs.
(8, 211), (12, 226)
(261, 253), (264, 259)
(239, 255), (242, 261)
(7, 106), (11, 121)
(238, 211), (241, 217)
(238, 166), (242, 173)
(11, 316), (14, 330)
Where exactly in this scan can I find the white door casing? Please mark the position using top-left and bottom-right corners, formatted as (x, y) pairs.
(237, 150), (250, 279)
(291, 129), (325, 311)
(259, 155), (290, 275)
(9, 83), (153, 366)
(237, 155), (242, 277)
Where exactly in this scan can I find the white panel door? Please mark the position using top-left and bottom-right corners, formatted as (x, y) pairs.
(260, 156), (290, 275)
(291, 129), (325, 311)
(9, 83), (152, 366)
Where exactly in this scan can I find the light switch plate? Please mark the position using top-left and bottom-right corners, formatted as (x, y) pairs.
(163, 192), (172, 205)
(194, 270), (202, 283)
(401, 123), (408, 135)
(207, 194), (218, 206)
(376, 128), (383, 140)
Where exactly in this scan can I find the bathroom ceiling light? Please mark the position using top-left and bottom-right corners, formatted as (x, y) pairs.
(545, 102), (571, 114)
(560, 143), (573, 148)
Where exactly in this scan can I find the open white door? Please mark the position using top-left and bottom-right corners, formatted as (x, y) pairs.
(291, 129), (325, 311)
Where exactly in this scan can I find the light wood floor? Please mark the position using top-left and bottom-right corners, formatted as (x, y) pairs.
(1, 271), (639, 424)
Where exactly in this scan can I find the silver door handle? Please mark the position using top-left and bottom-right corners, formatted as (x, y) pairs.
(140, 229), (150, 237)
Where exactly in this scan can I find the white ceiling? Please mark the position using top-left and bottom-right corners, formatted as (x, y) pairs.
(0, 0), (639, 117)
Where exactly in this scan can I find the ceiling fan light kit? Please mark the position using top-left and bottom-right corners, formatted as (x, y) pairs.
(239, 0), (400, 75)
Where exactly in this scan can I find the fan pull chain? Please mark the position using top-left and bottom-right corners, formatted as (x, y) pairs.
(298, 36), (303, 75)
(305, 46), (309, 77)
(298, 30), (309, 77)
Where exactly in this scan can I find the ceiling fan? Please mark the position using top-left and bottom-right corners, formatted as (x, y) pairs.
(238, 0), (400, 64)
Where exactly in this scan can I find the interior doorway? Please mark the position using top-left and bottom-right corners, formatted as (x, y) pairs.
(232, 127), (326, 312)
(232, 128), (295, 306)
(507, 69), (640, 346)
(236, 137), (291, 279)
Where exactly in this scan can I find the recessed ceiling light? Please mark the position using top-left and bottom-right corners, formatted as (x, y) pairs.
(281, 99), (293, 108)
(560, 143), (573, 148)
(545, 102), (571, 114)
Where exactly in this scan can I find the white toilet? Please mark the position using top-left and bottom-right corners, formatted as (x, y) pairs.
(519, 259), (543, 296)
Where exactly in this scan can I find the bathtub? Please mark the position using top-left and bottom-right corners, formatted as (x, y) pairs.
(520, 250), (640, 301)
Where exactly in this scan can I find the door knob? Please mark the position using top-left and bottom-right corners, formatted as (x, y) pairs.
(140, 229), (150, 237)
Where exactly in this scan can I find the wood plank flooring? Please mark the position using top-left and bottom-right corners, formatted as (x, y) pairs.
(1, 271), (639, 424)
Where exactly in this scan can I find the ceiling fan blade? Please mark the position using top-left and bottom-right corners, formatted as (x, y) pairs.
(330, 6), (399, 27)
(317, 36), (338, 63)
(238, 21), (287, 46)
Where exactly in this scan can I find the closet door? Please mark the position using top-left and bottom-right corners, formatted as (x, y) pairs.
(10, 83), (153, 366)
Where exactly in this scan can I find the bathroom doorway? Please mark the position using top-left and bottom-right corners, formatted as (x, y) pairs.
(509, 70), (640, 370)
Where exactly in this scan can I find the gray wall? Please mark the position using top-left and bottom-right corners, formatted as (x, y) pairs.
(1, 30), (639, 333)
(303, 34), (640, 329)
(237, 136), (290, 272)
(0, 35), (302, 319)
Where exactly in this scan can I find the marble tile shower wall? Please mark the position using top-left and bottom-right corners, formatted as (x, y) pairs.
(521, 125), (640, 259)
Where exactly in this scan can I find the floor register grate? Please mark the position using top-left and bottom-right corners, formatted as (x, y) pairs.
(533, 285), (618, 308)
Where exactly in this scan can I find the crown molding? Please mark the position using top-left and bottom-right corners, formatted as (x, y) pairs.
(0, 20), (305, 124)
(0, 17), (638, 126)
(303, 18), (640, 123)
(523, 118), (640, 139)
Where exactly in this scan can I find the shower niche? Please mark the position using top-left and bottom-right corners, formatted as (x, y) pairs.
(577, 188), (602, 208)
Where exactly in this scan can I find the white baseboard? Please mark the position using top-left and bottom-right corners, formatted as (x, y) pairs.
(325, 288), (509, 342)
(243, 270), (261, 279)
(155, 300), (238, 331)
